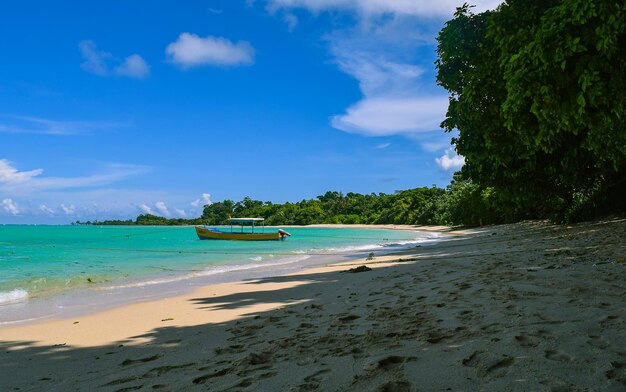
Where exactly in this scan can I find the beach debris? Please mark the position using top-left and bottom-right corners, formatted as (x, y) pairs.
(367, 252), (376, 260)
(87, 278), (93, 283)
(345, 265), (372, 273)
(73, 321), (79, 324)
(161, 317), (174, 322)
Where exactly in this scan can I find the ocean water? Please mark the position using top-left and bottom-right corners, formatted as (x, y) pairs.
(0, 225), (437, 323)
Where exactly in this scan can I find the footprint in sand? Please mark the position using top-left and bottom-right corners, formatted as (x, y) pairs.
(142, 363), (194, 377)
(300, 368), (332, 389)
(539, 378), (578, 392)
(606, 361), (626, 385)
(514, 334), (540, 348)
(246, 351), (273, 365)
(193, 367), (234, 384)
(376, 380), (414, 392)
(424, 330), (452, 344)
(100, 375), (139, 387)
(544, 350), (572, 363)
(120, 354), (160, 366)
(214, 344), (245, 355)
(375, 355), (417, 370)
(116, 386), (143, 392)
(462, 351), (514, 378)
(587, 334), (610, 350)
(338, 314), (360, 322)
(599, 314), (620, 327)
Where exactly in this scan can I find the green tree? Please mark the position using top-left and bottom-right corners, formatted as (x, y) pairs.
(437, 1), (626, 221)
(201, 200), (235, 225)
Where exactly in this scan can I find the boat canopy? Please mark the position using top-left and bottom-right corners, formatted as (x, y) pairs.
(228, 218), (265, 223)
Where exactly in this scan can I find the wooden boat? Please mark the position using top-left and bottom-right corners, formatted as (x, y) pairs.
(195, 218), (291, 241)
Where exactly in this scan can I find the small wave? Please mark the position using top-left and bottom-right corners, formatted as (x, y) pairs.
(100, 255), (311, 290)
(0, 315), (49, 326)
(0, 289), (29, 306)
(383, 233), (443, 246)
(310, 233), (442, 254)
(98, 275), (194, 290)
(320, 243), (386, 252)
(249, 256), (263, 262)
(196, 255), (311, 277)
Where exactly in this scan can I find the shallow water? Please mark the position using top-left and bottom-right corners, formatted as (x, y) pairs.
(0, 225), (437, 324)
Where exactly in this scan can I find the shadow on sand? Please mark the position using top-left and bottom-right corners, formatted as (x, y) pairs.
(2, 221), (626, 391)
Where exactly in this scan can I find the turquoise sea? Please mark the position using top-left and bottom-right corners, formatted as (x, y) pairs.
(0, 225), (437, 324)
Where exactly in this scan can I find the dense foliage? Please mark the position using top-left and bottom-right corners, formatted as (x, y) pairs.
(82, 182), (505, 227)
(436, 1), (626, 221)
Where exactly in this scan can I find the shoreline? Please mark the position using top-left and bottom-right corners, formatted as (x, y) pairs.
(2, 219), (624, 390)
(0, 252), (418, 347)
(0, 225), (445, 328)
(0, 225), (451, 346)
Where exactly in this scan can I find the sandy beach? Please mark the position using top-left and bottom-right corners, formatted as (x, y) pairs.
(1, 220), (625, 391)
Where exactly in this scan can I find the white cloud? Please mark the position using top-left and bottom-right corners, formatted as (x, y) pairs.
(114, 54), (150, 79)
(174, 208), (187, 218)
(139, 204), (155, 215)
(283, 13), (298, 31)
(79, 40), (149, 79)
(265, 1), (501, 138)
(332, 96), (448, 136)
(166, 33), (255, 68)
(0, 160), (150, 194)
(375, 142), (391, 149)
(154, 201), (171, 217)
(38, 204), (55, 215)
(435, 148), (465, 171)
(2, 198), (20, 215)
(421, 140), (451, 152)
(0, 115), (126, 136)
(267, 0), (502, 17)
(60, 204), (76, 215)
(79, 40), (110, 76)
(333, 51), (425, 97)
(0, 159), (43, 183)
(191, 193), (212, 207)
(325, 26), (450, 136)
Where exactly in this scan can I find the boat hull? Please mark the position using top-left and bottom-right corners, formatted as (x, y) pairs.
(195, 226), (286, 241)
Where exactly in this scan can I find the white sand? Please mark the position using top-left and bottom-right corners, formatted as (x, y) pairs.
(1, 220), (625, 391)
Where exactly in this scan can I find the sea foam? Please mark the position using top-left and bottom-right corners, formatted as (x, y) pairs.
(99, 255), (311, 290)
(0, 289), (29, 305)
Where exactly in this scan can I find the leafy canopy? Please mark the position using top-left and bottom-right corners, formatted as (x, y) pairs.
(436, 0), (626, 220)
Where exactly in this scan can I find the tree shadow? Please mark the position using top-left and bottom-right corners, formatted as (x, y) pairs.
(0, 230), (501, 391)
(4, 222), (621, 391)
(0, 258), (419, 391)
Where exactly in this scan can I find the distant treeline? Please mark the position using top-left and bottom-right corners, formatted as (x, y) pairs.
(80, 176), (512, 227)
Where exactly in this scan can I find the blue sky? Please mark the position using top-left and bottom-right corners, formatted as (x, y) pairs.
(0, 0), (500, 223)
